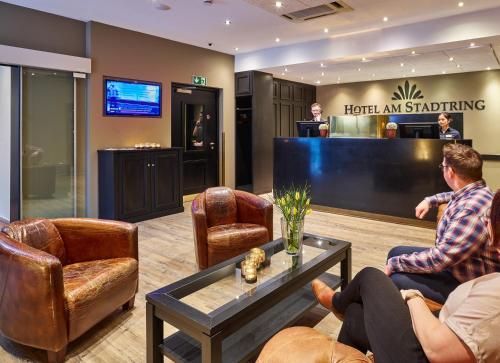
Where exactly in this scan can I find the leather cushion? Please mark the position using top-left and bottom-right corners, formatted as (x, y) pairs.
(256, 327), (371, 363)
(207, 223), (269, 266)
(63, 257), (138, 341)
(3, 218), (66, 264)
(205, 187), (237, 227)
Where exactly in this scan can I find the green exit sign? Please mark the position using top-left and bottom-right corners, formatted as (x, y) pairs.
(192, 75), (207, 86)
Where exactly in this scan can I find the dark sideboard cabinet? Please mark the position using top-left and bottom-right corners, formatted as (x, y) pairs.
(98, 148), (184, 223)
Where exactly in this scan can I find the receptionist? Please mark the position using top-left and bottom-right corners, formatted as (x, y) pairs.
(311, 103), (325, 122)
(438, 112), (461, 139)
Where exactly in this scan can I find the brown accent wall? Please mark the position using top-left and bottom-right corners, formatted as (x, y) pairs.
(0, 2), (85, 57)
(86, 22), (235, 217)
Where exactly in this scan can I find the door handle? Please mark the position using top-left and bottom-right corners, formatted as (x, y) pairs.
(209, 142), (216, 150)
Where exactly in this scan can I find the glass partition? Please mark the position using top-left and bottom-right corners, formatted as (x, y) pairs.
(21, 68), (76, 218)
(328, 115), (388, 138)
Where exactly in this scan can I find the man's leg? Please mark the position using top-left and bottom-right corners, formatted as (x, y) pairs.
(387, 246), (460, 304)
(333, 267), (428, 363)
(337, 303), (371, 354)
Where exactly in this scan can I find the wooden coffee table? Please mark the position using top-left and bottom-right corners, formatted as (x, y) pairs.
(146, 233), (351, 363)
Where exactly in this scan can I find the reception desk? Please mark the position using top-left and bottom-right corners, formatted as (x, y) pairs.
(274, 138), (472, 222)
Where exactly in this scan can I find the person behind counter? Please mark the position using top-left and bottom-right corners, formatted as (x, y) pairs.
(310, 103), (325, 122)
(438, 112), (461, 139)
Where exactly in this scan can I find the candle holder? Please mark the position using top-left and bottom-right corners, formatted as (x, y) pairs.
(243, 262), (257, 283)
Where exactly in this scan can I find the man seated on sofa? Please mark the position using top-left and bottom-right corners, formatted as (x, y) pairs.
(386, 143), (499, 304)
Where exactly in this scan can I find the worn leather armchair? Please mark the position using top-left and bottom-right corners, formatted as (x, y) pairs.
(0, 218), (139, 363)
(191, 187), (273, 269)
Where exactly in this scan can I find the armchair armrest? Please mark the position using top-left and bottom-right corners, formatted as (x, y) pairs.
(0, 235), (67, 351)
(234, 190), (273, 240)
(51, 218), (138, 264)
(191, 193), (209, 269)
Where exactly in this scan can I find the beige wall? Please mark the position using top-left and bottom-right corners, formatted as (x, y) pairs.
(86, 22), (235, 217)
(318, 70), (500, 190)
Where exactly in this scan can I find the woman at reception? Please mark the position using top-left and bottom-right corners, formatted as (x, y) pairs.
(438, 112), (461, 139)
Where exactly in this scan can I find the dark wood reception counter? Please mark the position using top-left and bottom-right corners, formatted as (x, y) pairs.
(274, 138), (472, 223)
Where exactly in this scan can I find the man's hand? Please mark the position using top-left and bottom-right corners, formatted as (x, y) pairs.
(415, 199), (431, 219)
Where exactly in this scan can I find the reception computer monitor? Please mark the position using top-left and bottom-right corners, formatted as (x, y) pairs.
(296, 121), (326, 137)
(398, 122), (440, 139)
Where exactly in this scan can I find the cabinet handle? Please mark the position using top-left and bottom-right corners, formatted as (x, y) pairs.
(147, 163), (151, 167)
(152, 163), (155, 167)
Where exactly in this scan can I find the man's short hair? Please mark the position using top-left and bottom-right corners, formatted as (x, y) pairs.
(443, 143), (483, 181)
(311, 103), (322, 111)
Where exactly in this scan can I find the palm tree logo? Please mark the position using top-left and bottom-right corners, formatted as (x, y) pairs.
(391, 80), (424, 100)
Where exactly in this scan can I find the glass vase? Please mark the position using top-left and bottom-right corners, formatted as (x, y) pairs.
(281, 217), (304, 256)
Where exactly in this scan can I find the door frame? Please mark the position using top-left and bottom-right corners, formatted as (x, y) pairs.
(171, 82), (222, 190)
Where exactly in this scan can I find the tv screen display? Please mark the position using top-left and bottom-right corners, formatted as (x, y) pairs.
(104, 78), (161, 117)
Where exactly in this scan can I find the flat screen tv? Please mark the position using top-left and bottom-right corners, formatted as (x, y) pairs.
(104, 77), (161, 117)
(399, 122), (440, 139)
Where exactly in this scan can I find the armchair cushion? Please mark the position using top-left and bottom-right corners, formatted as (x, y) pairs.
(207, 223), (269, 266)
(205, 187), (237, 227)
(3, 218), (66, 265)
(63, 257), (138, 340)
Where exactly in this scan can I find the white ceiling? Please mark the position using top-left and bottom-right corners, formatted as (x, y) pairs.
(4, 0), (500, 84)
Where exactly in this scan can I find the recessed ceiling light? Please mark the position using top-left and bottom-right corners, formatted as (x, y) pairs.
(225, 19), (231, 25)
(320, 63), (325, 67)
(315, 80), (321, 84)
(411, 69), (416, 73)
(456, 64), (461, 68)
(337, 80), (340, 84)
(285, 67), (289, 72)
(383, 17), (388, 22)
(357, 68), (361, 71)
(275, 1), (282, 8)
(449, 57), (454, 61)
(324, 28), (329, 33)
(486, 67), (491, 70)
(234, 47), (239, 51)
(458, 2), (464, 7)
(372, 73), (375, 77)
(281, 72), (285, 76)
(362, 57), (366, 61)
(400, 62), (404, 67)
(321, 72), (325, 76)
(275, 37), (280, 42)
(470, 42), (475, 47)
(301, 76), (304, 80)
(442, 70), (447, 74)
(411, 50), (416, 55)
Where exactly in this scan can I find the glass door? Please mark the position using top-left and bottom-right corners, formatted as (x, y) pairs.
(21, 68), (76, 218)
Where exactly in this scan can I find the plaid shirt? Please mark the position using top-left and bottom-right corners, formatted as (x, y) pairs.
(388, 180), (499, 282)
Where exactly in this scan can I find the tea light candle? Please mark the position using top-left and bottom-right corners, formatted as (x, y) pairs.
(244, 263), (257, 283)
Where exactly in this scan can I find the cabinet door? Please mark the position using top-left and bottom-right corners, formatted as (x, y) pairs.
(151, 151), (180, 212)
(236, 72), (252, 95)
(118, 153), (151, 219)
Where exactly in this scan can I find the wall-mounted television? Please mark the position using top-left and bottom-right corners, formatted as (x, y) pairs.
(104, 77), (161, 117)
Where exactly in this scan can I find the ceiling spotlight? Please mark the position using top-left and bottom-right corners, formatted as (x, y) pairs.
(281, 72), (285, 76)
(315, 80), (321, 84)
(275, 37), (280, 42)
(321, 72), (325, 76)
(357, 68), (361, 71)
(458, 2), (464, 7)
(383, 17), (388, 22)
(449, 57), (454, 61)
(411, 69), (416, 73)
(275, 1), (282, 8)
(285, 67), (289, 72)
(234, 47), (239, 51)
(442, 71), (447, 74)
(411, 50), (416, 55)
(320, 63), (325, 67)
(324, 28), (329, 33)
(301, 76), (304, 80)
(487, 67), (491, 70)
(400, 62), (404, 67)
(362, 57), (366, 61)
(457, 64), (461, 68)
(470, 42), (475, 47)
(225, 19), (231, 25)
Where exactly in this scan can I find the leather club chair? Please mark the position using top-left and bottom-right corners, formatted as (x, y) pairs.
(191, 186), (273, 269)
(0, 218), (139, 363)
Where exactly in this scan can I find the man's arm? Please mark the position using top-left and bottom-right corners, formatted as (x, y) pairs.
(415, 192), (453, 219)
(387, 208), (488, 274)
(406, 297), (475, 363)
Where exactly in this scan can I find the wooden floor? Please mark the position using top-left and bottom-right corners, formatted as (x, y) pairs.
(0, 200), (435, 363)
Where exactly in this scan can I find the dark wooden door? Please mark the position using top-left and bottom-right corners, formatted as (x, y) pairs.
(151, 151), (180, 212)
(118, 152), (151, 219)
(172, 85), (219, 195)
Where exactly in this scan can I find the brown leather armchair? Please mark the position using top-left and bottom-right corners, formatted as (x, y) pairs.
(0, 218), (139, 363)
(191, 187), (273, 269)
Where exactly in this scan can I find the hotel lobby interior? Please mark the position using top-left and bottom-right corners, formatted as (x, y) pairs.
(1, 0), (500, 362)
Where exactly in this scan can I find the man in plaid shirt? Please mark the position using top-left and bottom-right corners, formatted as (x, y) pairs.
(386, 143), (498, 304)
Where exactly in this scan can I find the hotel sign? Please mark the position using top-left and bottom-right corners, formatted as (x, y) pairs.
(344, 81), (485, 115)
